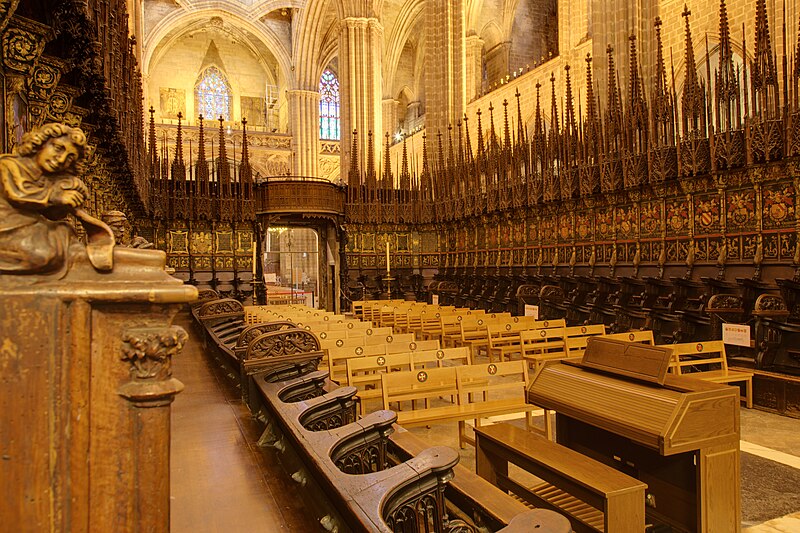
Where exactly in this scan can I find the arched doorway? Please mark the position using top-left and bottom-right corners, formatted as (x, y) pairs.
(263, 226), (321, 307)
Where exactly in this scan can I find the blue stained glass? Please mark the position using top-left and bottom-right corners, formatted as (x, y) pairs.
(319, 68), (340, 140)
(195, 66), (232, 120)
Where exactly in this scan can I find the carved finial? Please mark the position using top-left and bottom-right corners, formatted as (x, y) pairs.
(366, 130), (375, 183)
(217, 115), (229, 183)
(383, 131), (392, 186)
(349, 129), (359, 184)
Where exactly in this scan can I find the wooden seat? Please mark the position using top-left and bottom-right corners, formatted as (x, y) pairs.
(660, 340), (753, 408)
(475, 423), (647, 532)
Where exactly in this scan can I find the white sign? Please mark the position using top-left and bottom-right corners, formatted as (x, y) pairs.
(722, 323), (751, 347)
(265, 273), (277, 283)
(431, 295), (439, 305)
(524, 304), (539, 319)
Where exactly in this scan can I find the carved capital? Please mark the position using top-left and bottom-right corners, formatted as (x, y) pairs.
(118, 326), (187, 406)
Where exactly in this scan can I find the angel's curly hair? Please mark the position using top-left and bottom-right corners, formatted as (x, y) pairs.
(16, 123), (88, 173)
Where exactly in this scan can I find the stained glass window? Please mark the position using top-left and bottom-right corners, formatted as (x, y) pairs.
(319, 68), (340, 140)
(195, 66), (232, 121)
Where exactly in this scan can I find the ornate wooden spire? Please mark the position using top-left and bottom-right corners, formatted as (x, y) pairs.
(217, 116), (230, 184)
(627, 34), (648, 145)
(400, 134), (410, 191)
(240, 118), (251, 182)
(651, 16), (675, 147)
(383, 132), (392, 188)
(366, 130), (375, 188)
(148, 106), (157, 173)
(349, 129), (359, 186)
(751, 0), (778, 117)
(714, 0), (741, 131)
(605, 45), (624, 151)
(584, 54), (601, 157)
(681, 6), (705, 137)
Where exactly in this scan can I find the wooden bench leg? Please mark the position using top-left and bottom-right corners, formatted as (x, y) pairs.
(458, 420), (467, 449)
(746, 378), (753, 409)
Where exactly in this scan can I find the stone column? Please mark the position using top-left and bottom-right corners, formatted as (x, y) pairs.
(339, 16), (383, 178)
(465, 34), (484, 102)
(382, 97), (398, 137)
(287, 89), (321, 177)
(424, 0), (466, 140)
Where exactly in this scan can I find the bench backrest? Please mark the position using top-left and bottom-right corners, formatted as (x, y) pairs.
(381, 366), (459, 407)
(385, 339), (441, 355)
(565, 324), (607, 355)
(327, 344), (387, 382)
(346, 352), (414, 394)
(604, 330), (655, 344)
(365, 332), (416, 346)
(317, 330), (349, 342)
(456, 361), (529, 404)
(520, 327), (568, 358)
(320, 336), (364, 351)
(659, 340), (728, 374)
(411, 347), (472, 368)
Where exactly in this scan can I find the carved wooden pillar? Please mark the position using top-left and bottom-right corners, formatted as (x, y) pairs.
(0, 248), (196, 532)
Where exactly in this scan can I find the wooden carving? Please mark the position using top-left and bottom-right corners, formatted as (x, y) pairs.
(0, 123), (115, 277)
(118, 326), (188, 405)
(245, 329), (321, 360)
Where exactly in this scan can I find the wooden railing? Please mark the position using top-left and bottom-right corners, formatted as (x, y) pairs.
(255, 177), (345, 216)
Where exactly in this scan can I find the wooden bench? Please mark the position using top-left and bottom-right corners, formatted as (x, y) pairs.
(520, 327), (568, 373)
(381, 360), (537, 448)
(347, 347), (471, 415)
(326, 344), (387, 383)
(564, 324), (607, 357)
(475, 423), (647, 532)
(346, 352), (414, 414)
(660, 340), (753, 408)
(603, 330), (654, 344)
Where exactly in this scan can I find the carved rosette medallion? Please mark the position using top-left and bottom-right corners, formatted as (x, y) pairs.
(118, 326), (188, 406)
(2, 25), (46, 74)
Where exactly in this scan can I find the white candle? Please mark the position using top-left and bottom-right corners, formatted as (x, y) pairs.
(252, 241), (257, 278)
(386, 241), (390, 274)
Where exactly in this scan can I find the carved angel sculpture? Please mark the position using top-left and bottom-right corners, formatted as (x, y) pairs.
(0, 123), (114, 276)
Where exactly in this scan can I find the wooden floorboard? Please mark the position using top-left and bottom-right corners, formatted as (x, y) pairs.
(170, 314), (318, 532)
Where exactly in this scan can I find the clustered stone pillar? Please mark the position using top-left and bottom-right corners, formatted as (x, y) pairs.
(382, 97), (398, 138)
(465, 34), (484, 102)
(424, 0), (466, 139)
(339, 16), (383, 175)
(288, 89), (321, 177)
